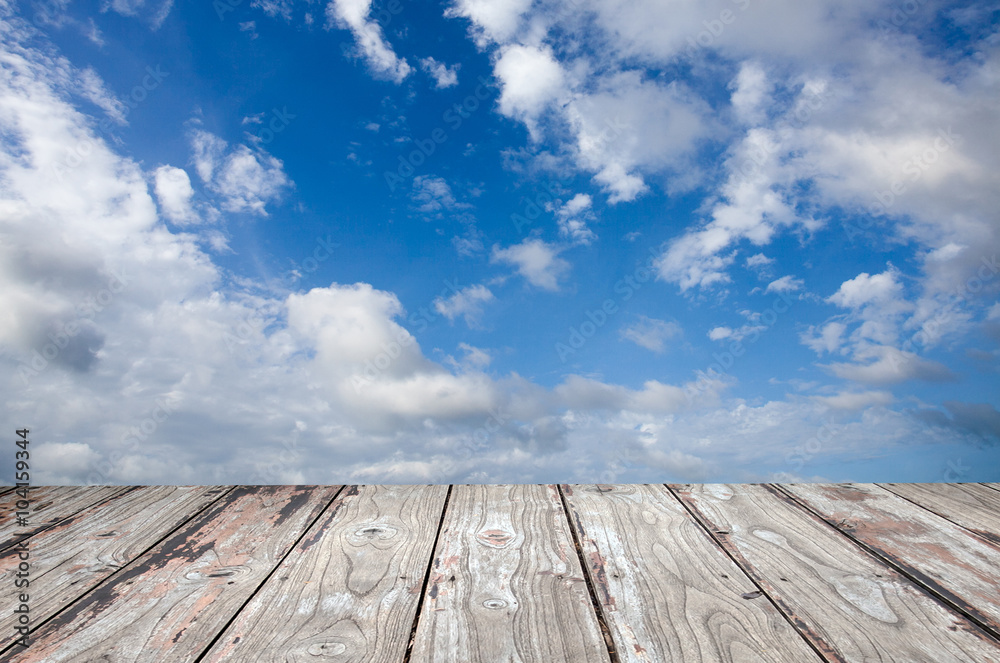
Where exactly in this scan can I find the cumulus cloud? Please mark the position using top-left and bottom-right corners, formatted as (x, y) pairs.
(620, 316), (682, 353)
(553, 193), (596, 245)
(766, 275), (803, 293)
(189, 129), (291, 215)
(814, 390), (893, 411)
(491, 238), (570, 291)
(420, 56), (460, 88)
(325, 0), (411, 82)
(434, 284), (494, 327)
(153, 166), (200, 225)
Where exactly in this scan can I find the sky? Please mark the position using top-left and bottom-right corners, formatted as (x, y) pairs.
(1, 0), (999, 486)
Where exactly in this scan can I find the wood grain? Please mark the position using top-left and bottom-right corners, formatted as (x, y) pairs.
(563, 483), (819, 663)
(0, 485), (229, 650)
(4, 485), (339, 663)
(881, 483), (1000, 546)
(201, 484), (448, 663)
(410, 484), (610, 663)
(674, 483), (1000, 662)
(781, 483), (1000, 638)
(0, 485), (129, 552)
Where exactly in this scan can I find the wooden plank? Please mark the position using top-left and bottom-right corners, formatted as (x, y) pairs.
(0, 485), (129, 552)
(881, 483), (1000, 546)
(0, 485), (230, 650)
(674, 483), (1000, 662)
(781, 483), (1000, 638)
(200, 484), (447, 663)
(410, 484), (610, 662)
(6, 485), (339, 663)
(562, 483), (820, 663)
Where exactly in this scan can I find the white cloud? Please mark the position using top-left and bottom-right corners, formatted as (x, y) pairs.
(411, 175), (470, 216)
(730, 61), (771, 125)
(444, 0), (533, 47)
(189, 129), (291, 215)
(814, 390), (893, 411)
(827, 270), (903, 309)
(491, 238), (569, 291)
(326, 0), (411, 82)
(801, 321), (846, 354)
(434, 284), (494, 327)
(494, 44), (566, 138)
(708, 326), (732, 341)
(553, 193), (596, 245)
(252, 0), (295, 19)
(153, 166), (199, 225)
(620, 316), (682, 353)
(766, 275), (803, 293)
(745, 253), (774, 270)
(420, 57), (460, 88)
(824, 346), (956, 385)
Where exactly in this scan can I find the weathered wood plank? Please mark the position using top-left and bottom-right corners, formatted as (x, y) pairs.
(781, 483), (1000, 639)
(0, 485), (230, 650)
(881, 483), (1000, 547)
(674, 483), (1000, 662)
(201, 484), (448, 663)
(409, 484), (610, 662)
(4, 485), (339, 663)
(563, 484), (819, 663)
(0, 485), (130, 553)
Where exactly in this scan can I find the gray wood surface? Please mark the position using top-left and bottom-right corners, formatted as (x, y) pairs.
(0, 485), (129, 552)
(410, 484), (611, 663)
(881, 483), (1000, 546)
(675, 483), (1000, 662)
(201, 484), (448, 663)
(0, 485), (229, 650)
(781, 483), (1000, 639)
(7, 485), (339, 663)
(563, 483), (819, 663)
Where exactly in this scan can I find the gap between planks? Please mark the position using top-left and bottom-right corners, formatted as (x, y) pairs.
(0, 486), (238, 661)
(662, 484), (834, 663)
(770, 483), (1000, 645)
(191, 486), (348, 663)
(557, 484), (620, 663)
(401, 484), (453, 663)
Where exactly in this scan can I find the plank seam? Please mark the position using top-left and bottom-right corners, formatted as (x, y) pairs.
(981, 483), (1000, 494)
(877, 483), (1000, 547)
(401, 483), (453, 663)
(189, 485), (349, 663)
(769, 483), (1000, 645)
(557, 484), (620, 663)
(0, 485), (238, 660)
(662, 484), (834, 663)
(0, 485), (139, 555)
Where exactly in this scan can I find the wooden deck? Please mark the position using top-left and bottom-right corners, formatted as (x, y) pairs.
(2, 484), (1000, 662)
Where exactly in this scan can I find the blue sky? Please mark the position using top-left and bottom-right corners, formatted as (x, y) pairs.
(1, 0), (999, 485)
